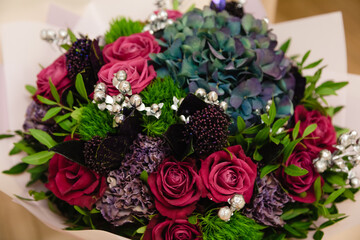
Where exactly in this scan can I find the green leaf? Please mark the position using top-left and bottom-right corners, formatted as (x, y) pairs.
(260, 164), (280, 178)
(9, 145), (22, 155)
(253, 148), (263, 161)
(136, 226), (147, 234)
(25, 85), (37, 95)
(22, 151), (54, 165)
(272, 117), (289, 135)
(319, 216), (347, 229)
(173, 0), (179, 10)
(0, 134), (14, 139)
(281, 208), (309, 220)
(67, 90), (74, 108)
(316, 87), (337, 96)
(303, 124), (317, 138)
(27, 164), (48, 174)
(237, 116), (246, 133)
(326, 173), (346, 186)
(58, 119), (73, 132)
(280, 39), (291, 54)
(37, 95), (57, 105)
(2, 162), (28, 174)
(188, 215), (197, 224)
(42, 107), (62, 121)
(243, 124), (265, 135)
(292, 121), (300, 140)
(324, 188), (345, 205)
(90, 208), (100, 214)
(60, 44), (71, 51)
(13, 141), (36, 155)
(254, 126), (269, 145)
(54, 113), (72, 123)
(313, 230), (324, 240)
(49, 78), (60, 103)
(74, 206), (88, 216)
(284, 164), (309, 176)
(140, 170), (148, 182)
(67, 28), (77, 43)
(304, 59), (323, 69)
(28, 129), (57, 148)
(343, 189), (355, 201)
(284, 224), (304, 238)
(268, 100), (276, 124)
(29, 190), (47, 201)
(75, 73), (89, 102)
(261, 114), (269, 126)
(71, 107), (84, 121)
(314, 176), (322, 202)
(282, 138), (302, 163)
(301, 50), (311, 66)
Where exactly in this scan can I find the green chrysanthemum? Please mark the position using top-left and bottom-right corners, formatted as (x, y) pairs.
(78, 104), (116, 140)
(105, 17), (144, 44)
(141, 77), (187, 137)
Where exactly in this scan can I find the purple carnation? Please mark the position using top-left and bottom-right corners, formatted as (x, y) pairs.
(243, 174), (293, 227)
(23, 101), (57, 133)
(96, 169), (155, 226)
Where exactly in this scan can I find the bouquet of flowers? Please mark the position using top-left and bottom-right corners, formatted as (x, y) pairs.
(1, 0), (359, 239)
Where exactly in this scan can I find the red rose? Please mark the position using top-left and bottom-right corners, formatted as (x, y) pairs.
(281, 150), (323, 203)
(199, 145), (257, 203)
(148, 158), (205, 219)
(144, 215), (201, 240)
(154, 10), (183, 20)
(294, 105), (336, 153)
(102, 32), (161, 64)
(33, 55), (73, 103)
(45, 136), (107, 209)
(96, 58), (156, 96)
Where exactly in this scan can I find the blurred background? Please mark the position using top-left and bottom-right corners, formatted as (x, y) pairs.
(0, 0), (359, 239)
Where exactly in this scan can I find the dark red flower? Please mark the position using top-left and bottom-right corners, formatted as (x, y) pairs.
(199, 145), (257, 203)
(144, 215), (201, 240)
(102, 32), (160, 64)
(33, 55), (73, 103)
(294, 105), (336, 153)
(45, 136), (107, 209)
(148, 158), (205, 219)
(281, 150), (323, 203)
(154, 10), (183, 21)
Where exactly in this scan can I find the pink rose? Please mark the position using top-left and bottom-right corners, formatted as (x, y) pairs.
(294, 105), (336, 153)
(154, 10), (183, 20)
(97, 58), (156, 96)
(148, 157), (205, 219)
(33, 55), (73, 102)
(199, 145), (257, 203)
(45, 136), (107, 209)
(281, 150), (323, 203)
(102, 32), (161, 64)
(144, 215), (201, 240)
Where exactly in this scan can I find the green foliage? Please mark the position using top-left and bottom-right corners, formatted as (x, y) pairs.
(140, 77), (186, 136)
(78, 104), (116, 140)
(105, 17), (144, 44)
(198, 210), (264, 240)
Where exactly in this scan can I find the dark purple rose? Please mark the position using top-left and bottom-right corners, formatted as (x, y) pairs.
(33, 55), (73, 103)
(144, 215), (201, 240)
(45, 136), (107, 209)
(102, 32), (161, 64)
(294, 105), (336, 153)
(281, 150), (323, 203)
(148, 158), (205, 219)
(199, 145), (257, 203)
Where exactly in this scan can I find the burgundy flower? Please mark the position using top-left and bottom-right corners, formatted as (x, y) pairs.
(294, 105), (336, 153)
(96, 58), (156, 96)
(33, 55), (73, 103)
(144, 215), (201, 240)
(199, 145), (257, 203)
(154, 10), (183, 20)
(281, 150), (323, 203)
(148, 158), (205, 219)
(45, 136), (107, 209)
(102, 32), (160, 64)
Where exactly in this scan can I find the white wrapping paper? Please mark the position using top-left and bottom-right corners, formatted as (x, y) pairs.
(0, 1), (359, 239)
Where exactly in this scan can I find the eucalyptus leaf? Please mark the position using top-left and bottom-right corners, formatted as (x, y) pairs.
(28, 129), (57, 148)
(22, 151), (54, 165)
